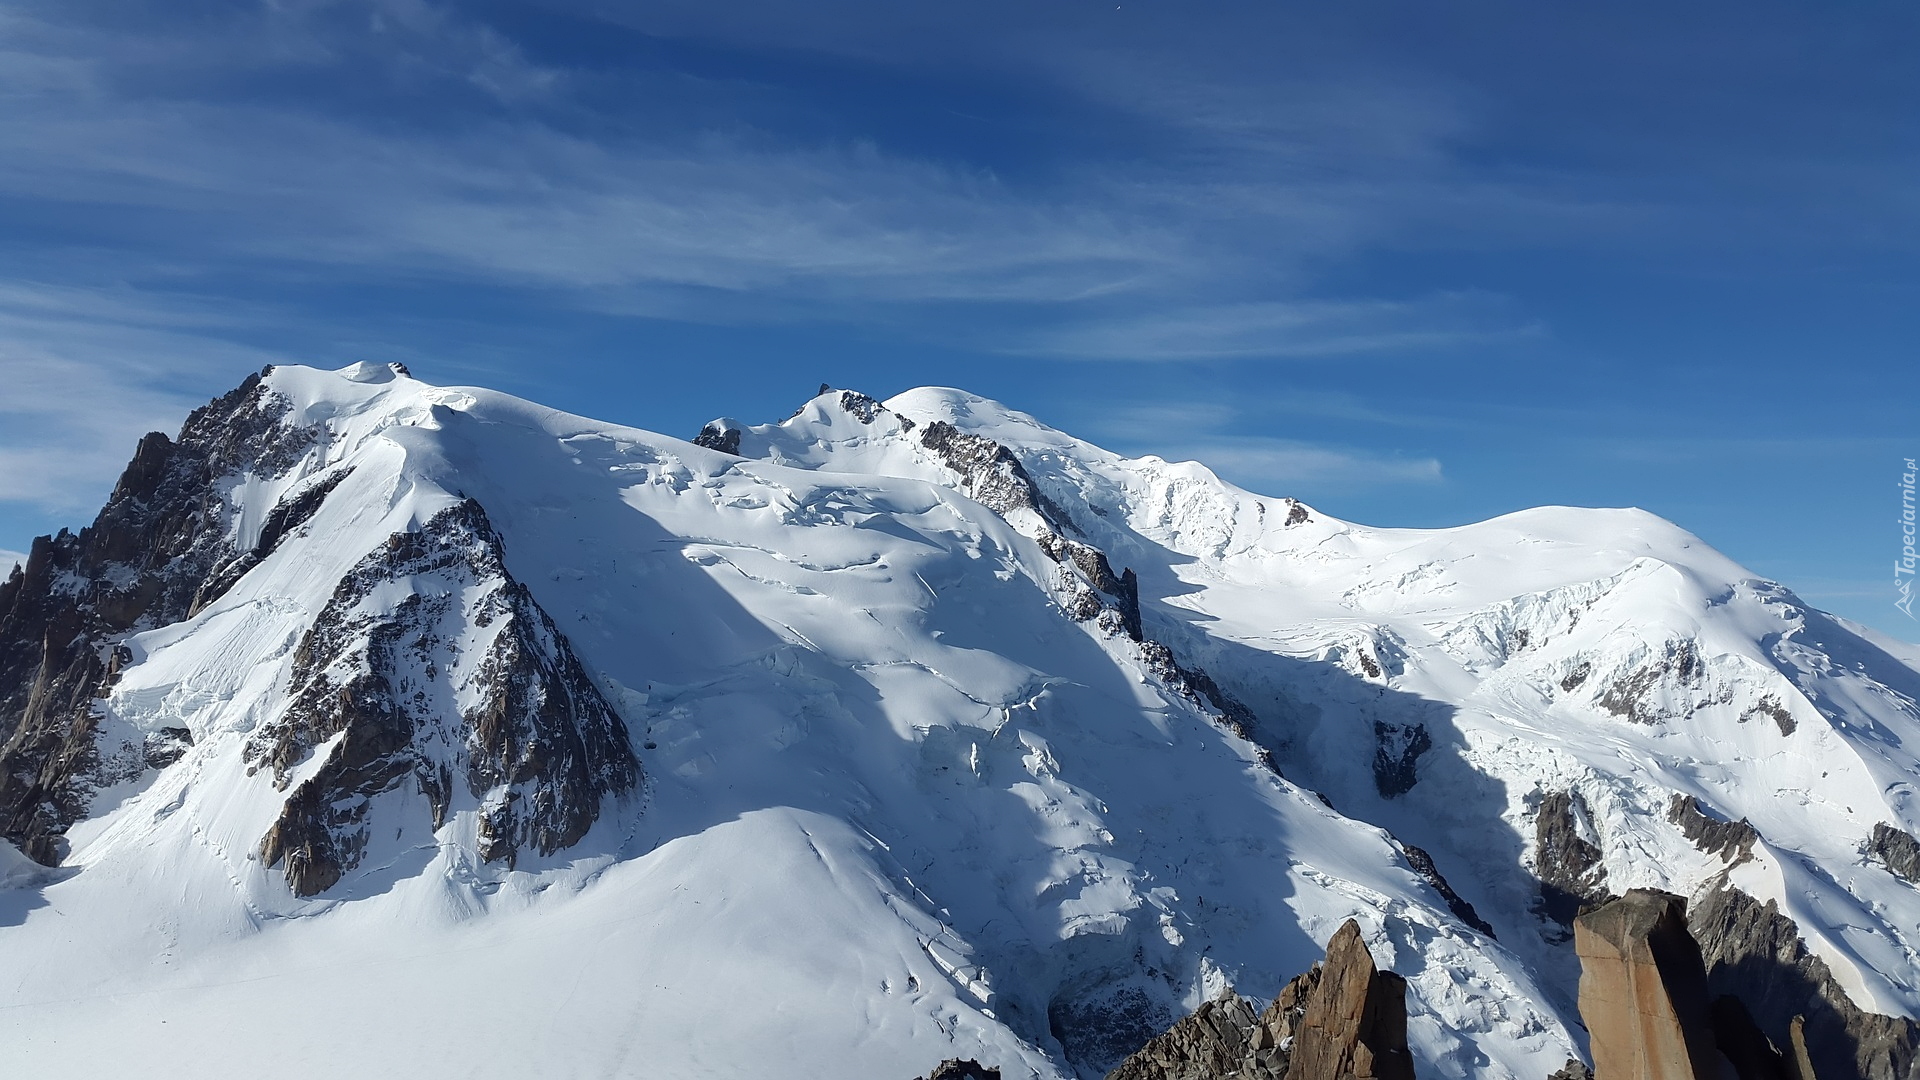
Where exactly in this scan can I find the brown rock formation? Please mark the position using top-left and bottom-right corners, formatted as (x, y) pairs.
(1287, 920), (1416, 1080)
(1572, 889), (1837, 1080)
(1105, 918), (1412, 1080)
(1574, 889), (1725, 1080)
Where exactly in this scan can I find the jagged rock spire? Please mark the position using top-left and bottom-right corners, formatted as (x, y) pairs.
(1105, 918), (1413, 1080)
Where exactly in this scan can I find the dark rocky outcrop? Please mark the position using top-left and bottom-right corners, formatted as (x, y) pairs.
(1868, 822), (1920, 884)
(250, 500), (639, 895)
(1371, 721), (1432, 799)
(1740, 695), (1797, 736)
(1668, 794), (1760, 865)
(1689, 879), (1918, 1080)
(1105, 919), (1412, 1080)
(1596, 642), (1704, 725)
(1547, 1059), (1594, 1080)
(1398, 840), (1496, 938)
(910, 417), (1149, 642)
(693, 420), (742, 456)
(914, 1061), (1001, 1080)
(1534, 790), (1611, 928)
(835, 389), (886, 423)
(0, 369), (315, 864)
(1710, 995), (1795, 1080)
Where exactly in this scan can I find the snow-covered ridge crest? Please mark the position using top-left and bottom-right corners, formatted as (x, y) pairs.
(1, 364), (1917, 1080)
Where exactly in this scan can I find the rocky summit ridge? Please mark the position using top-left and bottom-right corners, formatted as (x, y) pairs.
(1, 364), (1918, 1080)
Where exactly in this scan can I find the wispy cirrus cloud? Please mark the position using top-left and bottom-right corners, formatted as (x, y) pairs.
(1018, 292), (1541, 361)
(1074, 401), (1444, 495)
(0, 0), (1632, 321)
(0, 282), (288, 514)
(0, 4), (1187, 308)
(1153, 436), (1445, 493)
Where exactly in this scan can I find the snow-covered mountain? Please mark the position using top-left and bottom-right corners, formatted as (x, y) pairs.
(1, 363), (1915, 1080)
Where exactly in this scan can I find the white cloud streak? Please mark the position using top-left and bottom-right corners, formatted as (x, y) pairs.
(0, 283), (287, 513)
(1020, 293), (1542, 361)
(1151, 436), (1444, 493)
(1078, 402), (1445, 494)
(0, 1), (1633, 318)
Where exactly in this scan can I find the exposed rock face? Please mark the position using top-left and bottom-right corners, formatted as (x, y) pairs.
(1535, 790), (1611, 927)
(1548, 1059), (1595, 1080)
(250, 500), (640, 896)
(911, 417), (1147, 641)
(0, 369), (315, 863)
(1371, 720), (1432, 798)
(1596, 641), (1704, 725)
(1106, 989), (1273, 1080)
(1398, 840), (1496, 938)
(1286, 920), (1415, 1080)
(1689, 880), (1919, 1080)
(1567, 888), (1891, 1080)
(1867, 822), (1920, 884)
(1105, 919), (1411, 1080)
(1739, 695), (1796, 736)
(693, 420), (742, 456)
(914, 1059), (1001, 1080)
(1573, 890), (1725, 1080)
(1710, 995), (1794, 1080)
(1667, 795), (1759, 865)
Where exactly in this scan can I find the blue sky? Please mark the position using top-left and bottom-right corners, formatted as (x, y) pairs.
(0, 0), (1915, 640)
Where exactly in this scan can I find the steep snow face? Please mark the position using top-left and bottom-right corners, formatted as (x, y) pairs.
(1, 367), (1577, 1080)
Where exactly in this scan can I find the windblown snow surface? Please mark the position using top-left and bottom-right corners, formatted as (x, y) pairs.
(2, 364), (1917, 1079)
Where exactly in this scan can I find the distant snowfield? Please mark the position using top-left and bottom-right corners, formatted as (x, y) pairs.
(2, 364), (1916, 1079)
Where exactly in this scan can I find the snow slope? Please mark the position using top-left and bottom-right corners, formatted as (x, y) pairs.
(781, 386), (1920, 1028)
(1, 366), (1915, 1079)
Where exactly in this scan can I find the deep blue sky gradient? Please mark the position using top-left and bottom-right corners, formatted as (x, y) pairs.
(0, 0), (1915, 639)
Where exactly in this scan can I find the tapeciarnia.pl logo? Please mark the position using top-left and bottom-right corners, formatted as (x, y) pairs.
(1900, 457), (1917, 619)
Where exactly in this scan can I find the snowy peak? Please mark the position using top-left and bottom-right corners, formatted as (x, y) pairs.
(0, 364), (640, 896)
(3, 364), (1919, 1080)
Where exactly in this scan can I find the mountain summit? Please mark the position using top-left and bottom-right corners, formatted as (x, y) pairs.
(2, 365), (1916, 1079)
